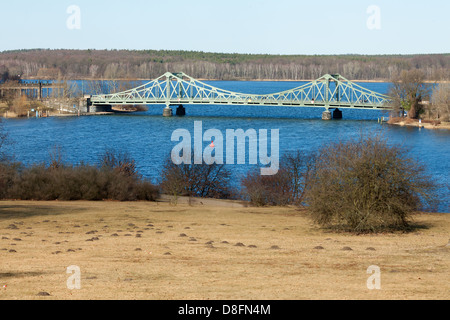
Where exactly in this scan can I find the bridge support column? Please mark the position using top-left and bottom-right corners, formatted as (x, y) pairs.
(90, 105), (112, 113)
(86, 97), (92, 113)
(322, 110), (332, 120)
(163, 106), (173, 117)
(333, 108), (343, 119)
(176, 105), (186, 116)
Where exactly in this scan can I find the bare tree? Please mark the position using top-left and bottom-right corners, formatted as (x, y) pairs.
(389, 70), (431, 119)
(84, 80), (105, 95)
(430, 82), (450, 121)
(100, 149), (138, 178)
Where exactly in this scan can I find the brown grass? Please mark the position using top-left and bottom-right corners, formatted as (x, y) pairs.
(0, 200), (448, 300)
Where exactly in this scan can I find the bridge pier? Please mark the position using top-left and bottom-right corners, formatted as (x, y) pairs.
(322, 110), (332, 120)
(176, 105), (186, 116)
(163, 106), (173, 117)
(90, 105), (113, 113)
(333, 108), (343, 119)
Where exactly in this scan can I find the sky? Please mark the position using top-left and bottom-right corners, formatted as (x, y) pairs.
(0, 0), (448, 55)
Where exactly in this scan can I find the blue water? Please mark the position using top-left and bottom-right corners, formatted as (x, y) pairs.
(2, 81), (449, 212)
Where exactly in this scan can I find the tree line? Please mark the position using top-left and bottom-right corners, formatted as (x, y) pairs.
(0, 49), (449, 81)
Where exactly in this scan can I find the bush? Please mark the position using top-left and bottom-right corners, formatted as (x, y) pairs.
(100, 149), (138, 177)
(241, 152), (316, 206)
(305, 135), (438, 233)
(241, 168), (292, 206)
(0, 162), (18, 199)
(160, 157), (233, 199)
(0, 118), (8, 162)
(2, 150), (159, 202)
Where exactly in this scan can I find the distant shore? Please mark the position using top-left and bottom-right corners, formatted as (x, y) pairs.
(24, 76), (449, 84)
(23, 76), (439, 83)
(2, 49), (447, 86)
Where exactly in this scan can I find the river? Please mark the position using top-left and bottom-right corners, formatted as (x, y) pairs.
(2, 80), (449, 212)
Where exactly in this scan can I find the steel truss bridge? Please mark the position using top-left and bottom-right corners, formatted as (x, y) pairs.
(89, 72), (393, 117)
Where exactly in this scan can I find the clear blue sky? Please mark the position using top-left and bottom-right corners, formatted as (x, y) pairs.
(0, 0), (448, 55)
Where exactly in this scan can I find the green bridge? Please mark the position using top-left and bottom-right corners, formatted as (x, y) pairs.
(89, 72), (393, 119)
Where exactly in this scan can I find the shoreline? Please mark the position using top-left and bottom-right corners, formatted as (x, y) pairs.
(387, 118), (450, 130)
(2, 111), (115, 119)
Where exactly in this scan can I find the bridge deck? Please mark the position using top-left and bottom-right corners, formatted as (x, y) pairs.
(92, 99), (390, 110)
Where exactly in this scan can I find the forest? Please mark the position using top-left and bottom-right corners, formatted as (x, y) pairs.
(0, 49), (449, 81)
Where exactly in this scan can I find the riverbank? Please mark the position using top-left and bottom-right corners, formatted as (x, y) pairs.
(0, 200), (448, 300)
(1, 105), (142, 118)
(388, 117), (450, 130)
(2, 112), (115, 118)
(50, 112), (114, 117)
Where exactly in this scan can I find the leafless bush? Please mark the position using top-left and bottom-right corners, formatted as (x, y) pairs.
(0, 119), (7, 161)
(241, 152), (316, 206)
(430, 82), (450, 121)
(305, 135), (438, 233)
(48, 146), (64, 170)
(3, 150), (159, 201)
(160, 156), (233, 200)
(0, 162), (18, 199)
(100, 149), (137, 177)
(241, 168), (292, 206)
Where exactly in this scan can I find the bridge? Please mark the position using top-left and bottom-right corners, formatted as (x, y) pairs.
(89, 72), (393, 120)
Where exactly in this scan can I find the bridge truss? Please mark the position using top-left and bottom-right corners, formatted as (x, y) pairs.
(90, 72), (393, 111)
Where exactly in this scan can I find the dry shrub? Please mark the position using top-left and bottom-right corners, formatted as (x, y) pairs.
(10, 96), (29, 117)
(160, 157), (233, 199)
(305, 135), (438, 233)
(241, 169), (292, 206)
(430, 82), (450, 121)
(241, 152), (316, 206)
(387, 117), (403, 124)
(2, 150), (159, 201)
(0, 119), (7, 161)
(421, 119), (441, 125)
(0, 162), (18, 199)
(100, 149), (137, 177)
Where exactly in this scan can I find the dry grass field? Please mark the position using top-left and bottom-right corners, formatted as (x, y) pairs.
(0, 199), (448, 300)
